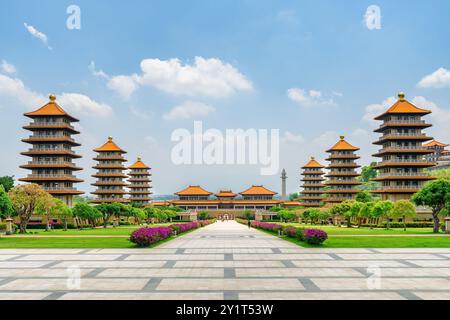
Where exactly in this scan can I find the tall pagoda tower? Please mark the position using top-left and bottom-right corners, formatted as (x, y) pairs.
(371, 92), (435, 201)
(324, 136), (361, 204)
(20, 95), (83, 206)
(298, 157), (325, 207)
(91, 137), (129, 203)
(127, 157), (152, 205)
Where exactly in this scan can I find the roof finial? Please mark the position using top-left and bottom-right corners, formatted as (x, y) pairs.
(311, 156), (315, 160)
(340, 135), (345, 140)
(137, 156), (141, 161)
(108, 136), (113, 141)
(398, 92), (406, 101)
(49, 94), (56, 102)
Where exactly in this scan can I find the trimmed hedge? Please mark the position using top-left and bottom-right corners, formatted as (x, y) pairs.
(24, 223), (77, 230)
(130, 219), (215, 247)
(361, 222), (437, 228)
(248, 220), (327, 246)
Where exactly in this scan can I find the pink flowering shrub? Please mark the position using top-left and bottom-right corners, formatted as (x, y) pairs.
(251, 221), (283, 232)
(302, 229), (328, 245)
(130, 226), (172, 247)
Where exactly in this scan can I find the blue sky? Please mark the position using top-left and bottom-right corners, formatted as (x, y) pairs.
(1, 0), (450, 195)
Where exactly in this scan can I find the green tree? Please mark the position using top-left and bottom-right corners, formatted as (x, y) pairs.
(360, 162), (378, 182)
(304, 208), (320, 225)
(289, 193), (299, 201)
(391, 200), (416, 231)
(8, 184), (50, 233)
(278, 209), (296, 223)
(164, 209), (178, 222)
(0, 185), (14, 219)
(345, 200), (362, 228)
(358, 202), (374, 228)
(72, 203), (101, 227)
(372, 200), (394, 228)
(130, 207), (146, 224)
(199, 210), (210, 221)
(356, 191), (372, 203)
(412, 179), (450, 233)
(144, 207), (159, 223)
(34, 192), (56, 231)
(0, 176), (14, 192)
(51, 199), (72, 231)
(243, 209), (254, 221)
(96, 203), (123, 228)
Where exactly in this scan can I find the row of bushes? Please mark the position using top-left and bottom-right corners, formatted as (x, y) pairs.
(130, 220), (215, 247)
(360, 222), (438, 228)
(249, 221), (328, 245)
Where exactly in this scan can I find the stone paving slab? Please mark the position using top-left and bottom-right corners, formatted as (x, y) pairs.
(0, 221), (449, 300)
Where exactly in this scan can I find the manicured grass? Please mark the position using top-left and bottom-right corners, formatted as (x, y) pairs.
(17, 224), (171, 236)
(0, 237), (135, 248)
(279, 223), (442, 235)
(256, 228), (450, 248)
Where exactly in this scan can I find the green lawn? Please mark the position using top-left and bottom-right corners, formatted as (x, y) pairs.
(15, 224), (171, 236)
(256, 228), (450, 248)
(0, 237), (135, 248)
(279, 223), (442, 235)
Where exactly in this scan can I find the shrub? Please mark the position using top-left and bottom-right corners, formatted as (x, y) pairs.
(282, 226), (297, 238)
(130, 226), (172, 247)
(251, 221), (283, 232)
(302, 229), (328, 245)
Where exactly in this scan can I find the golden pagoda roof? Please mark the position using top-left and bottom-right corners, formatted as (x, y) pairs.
(375, 92), (431, 120)
(239, 185), (277, 195)
(423, 139), (449, 148)
(129, 157), (150, 169)
(175, 185), (213, 196)
(94, 136), (126, 153)
(215, 190), (237, 197)
(302, 157), (325, 168)
(327, 136), (359, 152)
(24, 95), (79, 122)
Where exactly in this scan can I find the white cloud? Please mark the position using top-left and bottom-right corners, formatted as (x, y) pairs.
(107, 57), (253, 99)
(1, 60), (16, 74)
(287, 88), (337, 107)
(163, 101), (215, 121)
(418, 68), (450, 88)
(88, 61), (109, 79)
(281, 131), (305, 144)
(0, 73), (112, 117)
(362, 96), (397, 125)
(23, 23), (52, 50)
(58, 93), (113, 117)
(107, 74), (140, 99)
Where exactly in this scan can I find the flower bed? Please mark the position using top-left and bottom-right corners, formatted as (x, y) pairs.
(130, 220), (215, 247)
(249, 220), (327, 246)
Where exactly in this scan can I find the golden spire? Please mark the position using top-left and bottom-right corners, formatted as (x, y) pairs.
(311, 156), (315, 160)
(108, 136), (113, 141)
(398, 92), (406, 101)
(137, 156), (141, 161)
(49, 94), (56, 102)
(340, 135), (345, 140)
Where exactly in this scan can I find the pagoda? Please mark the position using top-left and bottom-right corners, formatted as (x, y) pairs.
(298, 157), (325, 207)
(91, 137), (129, 203)
(371, 92), (435, 201)
(127, 157), (152, 205)
(19, 95), (83, 206)
(324, 136), (361, 204)
(423, 139), (449, 163)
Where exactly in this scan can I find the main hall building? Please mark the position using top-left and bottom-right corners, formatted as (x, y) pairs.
(154, 185), (300, 211)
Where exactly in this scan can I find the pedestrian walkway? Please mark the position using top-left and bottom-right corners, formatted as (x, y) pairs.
(0, 220), (449, 300)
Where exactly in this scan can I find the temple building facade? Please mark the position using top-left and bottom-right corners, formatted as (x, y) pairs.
(372, 93), (435, 201)
(128, 157), (152, 205)
(298, 157), (325, 207)
(91, 137), (129, 203)
(324, 136), (361, 204)
(20, 95), (83, 206)
(424, 140), (449, 163)
(157, 185), (298, 212)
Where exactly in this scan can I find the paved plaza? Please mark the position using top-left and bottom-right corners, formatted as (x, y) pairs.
(0, 221), (450, 300)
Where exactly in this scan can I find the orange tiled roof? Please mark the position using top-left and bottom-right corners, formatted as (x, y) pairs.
(375, 93), (431, 120)
(129, 157), (150, 169)
(239, 185), (277, 195)
(327, 136), (359, 152)
(302, 157), (325, 168)
(423, 139), (449, 148)
(175, 185), (213, 196)
(216, 190), (237, 197)
(94, 137), (126, 153)
(24, 95), (79, 121)
(282, 201), (302, 206)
